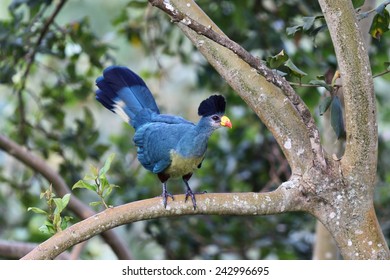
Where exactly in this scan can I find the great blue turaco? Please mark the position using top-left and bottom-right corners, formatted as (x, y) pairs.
(95, 66), (232, 209)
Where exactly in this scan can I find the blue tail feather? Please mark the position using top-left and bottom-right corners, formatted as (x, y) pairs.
(95, 66), (160, 127)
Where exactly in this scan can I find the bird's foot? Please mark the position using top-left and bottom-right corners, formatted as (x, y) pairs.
(161, 189), (174, 208)
(185, 188), (207, 210)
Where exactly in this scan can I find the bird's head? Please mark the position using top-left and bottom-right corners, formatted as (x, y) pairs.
(198, 95), (232, 129)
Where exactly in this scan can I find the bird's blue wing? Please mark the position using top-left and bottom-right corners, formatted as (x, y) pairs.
(150, 114), (194, 125)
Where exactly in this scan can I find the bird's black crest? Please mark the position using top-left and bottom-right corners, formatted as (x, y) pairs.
(198, 95), (226, 117)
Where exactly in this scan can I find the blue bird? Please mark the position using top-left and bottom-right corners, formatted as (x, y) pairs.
(95, 66), (232, 209)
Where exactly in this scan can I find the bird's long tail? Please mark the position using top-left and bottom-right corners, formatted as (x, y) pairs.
(95, 66), (160, 128)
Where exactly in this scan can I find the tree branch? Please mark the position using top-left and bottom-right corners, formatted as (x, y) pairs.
(21, 0), (68, 86)
(15, 0), (68, 145)
(0, 134), (132, 260)
(318, 0), (377, 186)
(149, 0), (327, 174)
(0, 239), (70, 260)
(21, 181), (306, 260)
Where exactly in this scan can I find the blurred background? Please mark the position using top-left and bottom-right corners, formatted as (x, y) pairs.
(0, 0), (389, 259)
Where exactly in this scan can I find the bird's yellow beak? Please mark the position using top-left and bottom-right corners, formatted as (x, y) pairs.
(220, 115), (232, 129)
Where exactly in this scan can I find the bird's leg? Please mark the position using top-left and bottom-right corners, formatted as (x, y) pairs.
(182, 173), (207, 210)
(158, 173), (174, 208)
(161, 182), (174, 208)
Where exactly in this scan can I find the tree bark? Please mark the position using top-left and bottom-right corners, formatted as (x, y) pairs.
(319, 0), (377, 183)
(21, 185), (306, 260)
(314, 0), (387, 259)
(312, 0), (376, 260)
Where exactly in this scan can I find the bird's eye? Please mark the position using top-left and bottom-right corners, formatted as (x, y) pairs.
(211, 115), (220, 121)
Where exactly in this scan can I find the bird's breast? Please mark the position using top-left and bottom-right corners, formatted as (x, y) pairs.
(164, 150), (203, 178)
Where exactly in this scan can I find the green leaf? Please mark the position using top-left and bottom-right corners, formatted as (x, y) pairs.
(52, 211), (61, 226)
(61, 216), (73, 231)
(99, 176), (110, 192)
(52, 194), (70, 215)
(0, 64), (16, 84)
(286, 16), (325, 36)
(83, 173), (97, 181)
(286, 25), (302, 36)
(303, 17), (316, 31)
(89, 201), (103, 207)
(352, 0), (365, 9)
(369, 9), (390, 40)
(102, 185), (114, 199)
(309, 79), (333, 92)
(99, 153), (116, 177)
(27, 207), (48, 215)
(90, 165), (99, 178)
(330, 96), (346, 139)
(284, 59), (307, 78)
(38, 224), (52, 235)
(319, 96), (332, 116)
(273, 69), (288, 77)
(72, 180), (97, 192)
(61, 193), (71, 209)
(266, 50), (289, 69)
(39, 220), (56, 235)
(103, 184), (119, 198)
(53, 197), (65, 214)
(310, 24), (327, 37)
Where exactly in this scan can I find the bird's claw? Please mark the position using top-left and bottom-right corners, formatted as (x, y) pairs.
(185, 189), (207, 210)
(161, 190), (174, 208)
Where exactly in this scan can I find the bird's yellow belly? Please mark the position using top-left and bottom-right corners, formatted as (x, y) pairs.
(165, 150), (203, 178)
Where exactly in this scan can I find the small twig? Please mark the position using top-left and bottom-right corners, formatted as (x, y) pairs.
(15, 0), (68, 144)
(373, 68), (390, 79)
(290, 68), (389, 89)
(289, 82), (326, 88)
(23, 0), (68, 78)
(357, 0), (390, 19)
(95, 178), (109, 209)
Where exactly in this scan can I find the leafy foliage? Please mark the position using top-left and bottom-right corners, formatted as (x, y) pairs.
(286, 15), (326, 39)
(370, 7), (390, 40)
(319, 96), (333, 116)
(73, 153), (119, 208)
(28, 186), (72, 235)
(266, 50), (308, 79)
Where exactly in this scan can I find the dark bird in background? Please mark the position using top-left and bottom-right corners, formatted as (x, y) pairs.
(95, 66), (232, 209)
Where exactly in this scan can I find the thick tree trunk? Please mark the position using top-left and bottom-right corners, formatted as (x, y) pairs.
(315, 0), (387, 259)
(312, 0), (376, 260)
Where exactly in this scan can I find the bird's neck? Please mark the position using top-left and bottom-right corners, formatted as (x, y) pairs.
(195, 117), (216, 135)
(176, 118), (215, 158)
